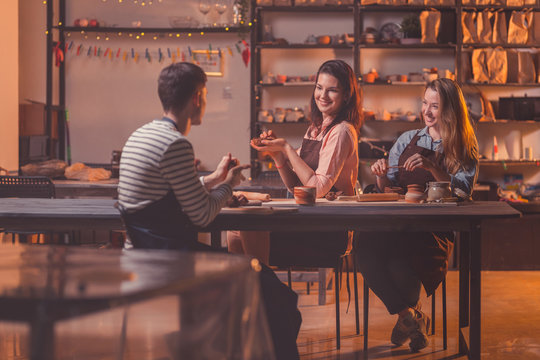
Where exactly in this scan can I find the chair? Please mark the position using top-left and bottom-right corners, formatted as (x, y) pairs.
(0, 175), (56, 243)
(269, 231), (361, 350)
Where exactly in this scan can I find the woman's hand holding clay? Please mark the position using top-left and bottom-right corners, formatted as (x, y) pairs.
(370, 158), (389, 177)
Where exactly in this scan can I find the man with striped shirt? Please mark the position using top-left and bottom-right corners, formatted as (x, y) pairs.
(118, 62), (301, 359)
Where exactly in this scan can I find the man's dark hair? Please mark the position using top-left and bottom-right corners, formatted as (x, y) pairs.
(158, 62), (207, 114)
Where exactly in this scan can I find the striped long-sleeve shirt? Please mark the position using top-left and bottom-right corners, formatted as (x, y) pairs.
(118, 119), (232, 227)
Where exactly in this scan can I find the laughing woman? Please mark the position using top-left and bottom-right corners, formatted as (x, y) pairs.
(227, 59), (362, 265)
(357, 78), (479, 352)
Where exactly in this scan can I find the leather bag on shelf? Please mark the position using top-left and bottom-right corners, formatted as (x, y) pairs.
(517, 51), (537, 84)
(462, 12), (478, 44)
(507, 49), (537, 84)
(529, 12), (539, 45)
(492, 10), (508, 44)
(420, 10), (440, 44)
(472, 48), (490, 82)
(486, 47), (508, 84)
(477, 10), (494, 43)
(508, 11), (533, 45)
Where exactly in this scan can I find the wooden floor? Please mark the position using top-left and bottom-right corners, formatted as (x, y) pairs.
(1, 270), (540, 359)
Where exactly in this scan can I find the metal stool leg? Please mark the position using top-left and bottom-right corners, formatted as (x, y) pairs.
(363, 281), (369, 352)
(443, 277), (448, 350)
(431, 290), (436, 335)
(353, 253), (360, 335)
(335, 261), (341, 350)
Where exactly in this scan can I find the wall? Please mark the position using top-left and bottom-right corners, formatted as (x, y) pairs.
(0, 0), (19, 173)
(19, 0), (251, 171)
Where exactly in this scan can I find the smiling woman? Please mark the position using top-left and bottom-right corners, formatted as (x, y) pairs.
(229, 59), (362, 264)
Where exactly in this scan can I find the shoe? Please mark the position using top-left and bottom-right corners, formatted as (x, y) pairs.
(391, 303), (422, 346)
(409, 309), (430, 352)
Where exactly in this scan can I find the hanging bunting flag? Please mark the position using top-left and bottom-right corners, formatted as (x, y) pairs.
(241, 45), (250, 67)
(181, 51), (185, 61)
(167, 48), (171, 58)
(177, 47), (180, 58)
(109, 50), (113, 60)
(97, 47), (102, 57)
(134, 52), (139, 63)
(171, 52), (177, 63)
(123, 51), (128, 62)
(145, 48), (151, 62)
(53, 42), (64, 67)
(217, 48), (222, 58)
(76, 44), (82, 56)
(187, 46), (192, 57)
(131, 48), (135, 58)
(68, 41), (74, 50)
(104, 48), (109, 57)
(158, 48), (163, 62)
(87, 46), (92, 56)
(116, 48), (121, 58)
(227, 47), (233, 56)
(94, 47), (97, 56)
(235, 43), (241, 54)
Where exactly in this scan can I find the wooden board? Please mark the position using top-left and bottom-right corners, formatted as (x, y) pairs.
(356, 193), (400, 202)
(263, 198), (458, 207)
(220, 206), (298, 214)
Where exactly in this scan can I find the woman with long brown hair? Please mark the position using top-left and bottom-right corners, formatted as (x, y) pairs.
(228, 59), (362, 264)
(358, 78), (478, 352)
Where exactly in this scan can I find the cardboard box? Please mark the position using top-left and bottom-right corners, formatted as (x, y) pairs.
(19, 102), (58, 139)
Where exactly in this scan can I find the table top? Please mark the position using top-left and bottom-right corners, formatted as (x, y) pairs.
(0, 198), (521, 233)
(0, 244), (254, 322)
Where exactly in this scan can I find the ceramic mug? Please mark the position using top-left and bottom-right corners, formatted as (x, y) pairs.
(426, 181), (452, 202)
(405, 184), (426, 203)
(294, 186), (316, 205)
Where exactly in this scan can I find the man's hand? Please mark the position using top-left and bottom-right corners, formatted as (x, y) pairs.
(203, 153), (241, 189)
(225, 163), (250, 188)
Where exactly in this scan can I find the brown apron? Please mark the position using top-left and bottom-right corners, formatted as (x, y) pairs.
(269, 130), (350, 268)
(360, 131), (454, 296)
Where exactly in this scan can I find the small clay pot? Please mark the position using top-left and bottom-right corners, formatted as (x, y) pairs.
(294, 186), (316, 206)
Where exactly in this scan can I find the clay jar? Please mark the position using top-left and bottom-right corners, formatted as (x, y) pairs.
(426, 181), (452, 202)
(405, 184), (426, 203)
(294, 186), (316, 206)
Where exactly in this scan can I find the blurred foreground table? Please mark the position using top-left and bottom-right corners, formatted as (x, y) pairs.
(0, 245), (271, 360)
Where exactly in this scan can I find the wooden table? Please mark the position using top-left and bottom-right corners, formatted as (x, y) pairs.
(0, 198), (521, 359)
(0, 244), (266, 360)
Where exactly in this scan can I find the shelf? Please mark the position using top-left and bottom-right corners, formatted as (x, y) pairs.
(479, 160), (540, 166)
(258, 82), (315, 87)
(257, 5), (353, 12)
(361, 81), (427, 86)
(359, 4), (458, 11)
(256, 121), (309, 125)
(59, 26), (243, 34)
(462, 5), (539, 11)
(464, 82), (540, 87)
(360, 43), (456, 49)
(256, 43), (353, 49)
(477, 119), (540, 124)
(462, 43), (540, 49)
